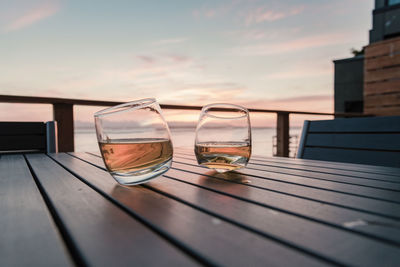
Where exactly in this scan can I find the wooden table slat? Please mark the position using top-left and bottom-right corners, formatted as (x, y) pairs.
(174, 147), (400, 176)
(252, 154), (400, 176)
(174, 153), (400, 192)
(172, 158), (400, 220)
(0, 154), (73, 267)
(249, 157), (400, 180)
(173, 155), (400, 204)
(71, 152), (400, 267)
(56, 152), (330, 267)
(85, 153), (400, 234)
(25, 153), (198, 267)
(4, 148), (400, 267)
(249, 160), (400, 184)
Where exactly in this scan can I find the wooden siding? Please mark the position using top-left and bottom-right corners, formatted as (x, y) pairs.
(364, 36), (400, 116)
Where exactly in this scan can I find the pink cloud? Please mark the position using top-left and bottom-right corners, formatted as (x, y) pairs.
(233, 32), (352, 56)
(228, 27), (302, 41)
(163, 82), (246, 104)
(2, 1), (60, 33)
(245, 6), (304, 25)
(136, 55), (156, 64)
(238, 95), (334, 114)
(192, 1), (240, 19)
(136, 54), (191, 65)
(265, 65), (332, 80)
(193, 7), (221, 18)
(167, 55), (191, 63)
(151, 38), (187, 46)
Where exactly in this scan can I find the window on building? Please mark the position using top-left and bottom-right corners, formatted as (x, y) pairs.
(388, 0), (400, 6)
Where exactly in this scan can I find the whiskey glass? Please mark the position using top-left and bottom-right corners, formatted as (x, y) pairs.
(194, 103), (252, 173)
(94, 98), (173, 185)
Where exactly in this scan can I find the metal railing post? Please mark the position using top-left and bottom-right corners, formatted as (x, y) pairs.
(276, 112), (289, 157)
(53, 103), (74, 152)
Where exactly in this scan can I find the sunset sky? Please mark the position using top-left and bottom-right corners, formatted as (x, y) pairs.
(0, 0), (373, 124)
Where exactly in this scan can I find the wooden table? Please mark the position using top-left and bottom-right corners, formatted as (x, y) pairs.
(2, 149), (400, 266)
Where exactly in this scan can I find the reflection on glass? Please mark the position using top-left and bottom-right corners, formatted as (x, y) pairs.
(195, 103), (252, 173)
(94, 98), (173, 186)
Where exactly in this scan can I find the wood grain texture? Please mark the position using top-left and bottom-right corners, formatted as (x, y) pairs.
(174, 147), (400, 176)
(365, 53), (400, 70)
(145, 175), (400, 266)
(55, 152), (328, 267)
(174, 151), (400, 185)
(0, 154), (72, 267)
(75, 152), (400, 250)
(364, 80), (400, 96)
(364, 106), (400, 116)
(364, 93), (400, 107)
(172, 158), (400, 219)
(173, 154), (400, 203)
(364, 37), (400, 116)
(249, 154), (400, 176)
(165, 165), (400, 246)
(247, 156), (400, 182)
(364, 65), (400, 83)
(26, 153), (197, 267)
(364, 37), (400, 58)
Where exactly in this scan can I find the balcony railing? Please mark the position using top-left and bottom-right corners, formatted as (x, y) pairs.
(0, 94), (365, 156)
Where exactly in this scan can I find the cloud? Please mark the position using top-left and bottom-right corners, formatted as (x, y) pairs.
(227, 27), (302, 41)
(233, 32), (352, 56)
(193, 2), (304, 26)
(238, 94), (334, 114)
(2, 1), (60, 33)
(163, 82), (246, 104)
(265, 66), (332, 80)
(151, 38), (187, 46)
(193, 6), (227, 19)
(245, 6), (304, 25)
(136, 55), (156, 64)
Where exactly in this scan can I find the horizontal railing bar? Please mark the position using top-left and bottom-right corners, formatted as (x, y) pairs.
(0, 94), (364, 117)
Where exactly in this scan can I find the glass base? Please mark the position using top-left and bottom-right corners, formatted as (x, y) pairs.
(199, 162), (244, 173)
(110, 159), (172, 186)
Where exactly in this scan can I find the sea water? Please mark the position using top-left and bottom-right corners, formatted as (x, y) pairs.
(75, 127), (301, 157)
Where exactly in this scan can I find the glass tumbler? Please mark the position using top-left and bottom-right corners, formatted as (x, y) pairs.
(94, 98), (173, 185)
(194, 103), (252, 173)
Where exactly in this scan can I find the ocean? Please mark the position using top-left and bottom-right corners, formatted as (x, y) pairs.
(75, 127), (302, 158)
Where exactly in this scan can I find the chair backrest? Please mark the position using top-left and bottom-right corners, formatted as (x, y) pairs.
(0, 121), (58, 153)
(297, 116), (400, 167)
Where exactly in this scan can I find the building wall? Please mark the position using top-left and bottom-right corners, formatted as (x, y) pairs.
(333, 57), (364, 113)
(364, 36), (400, 116)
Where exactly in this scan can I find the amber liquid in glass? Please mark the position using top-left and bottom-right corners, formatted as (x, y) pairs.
(195, 142), (251, 172)
(99, 138), (173, 175)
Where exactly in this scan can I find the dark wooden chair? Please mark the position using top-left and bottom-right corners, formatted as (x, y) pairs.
(0, 121), (58, 153)
(297, 116), (400, 167)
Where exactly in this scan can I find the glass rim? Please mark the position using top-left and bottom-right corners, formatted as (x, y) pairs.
(94, 98), (156, 118)
(201, 103), (249, 119)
